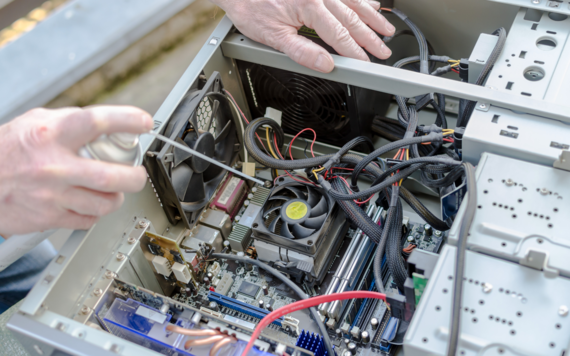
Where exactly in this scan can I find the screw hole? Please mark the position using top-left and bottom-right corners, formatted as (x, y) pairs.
(510, 330), (516, 335)
(252, 223), (258, 228)
(422, 337), (428, 343)
(479, 300), (485, 305)
(556, 323), (561, 329)
(436, 306), (441, 311)
(517, 311), (522, 317)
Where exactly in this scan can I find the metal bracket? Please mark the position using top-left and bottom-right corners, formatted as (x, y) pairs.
(519, 249), (559, 278)
(553, 150), (570, 171)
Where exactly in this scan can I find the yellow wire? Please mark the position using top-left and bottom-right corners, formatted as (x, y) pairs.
(399, 149), (409, 186)
(266, 127), (279, 159)
(312, 166), (326, 180)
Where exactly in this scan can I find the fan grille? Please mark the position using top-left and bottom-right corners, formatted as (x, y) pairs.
(245, 65), (350, 141)
(196, 97), (217, 134)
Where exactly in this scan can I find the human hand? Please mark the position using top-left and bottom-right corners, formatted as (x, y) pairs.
(0, 106), (153, 236)
(212, 0), (395, 73)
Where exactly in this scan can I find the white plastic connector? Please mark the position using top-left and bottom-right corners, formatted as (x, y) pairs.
(172, 262), (192, 283)
(264, 107), (282, 126)
(215, 273), (234, 295)
(152, 256), (172, 276)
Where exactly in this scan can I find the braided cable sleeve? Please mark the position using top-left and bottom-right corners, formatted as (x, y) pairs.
(350, 133), (441, 187)
(386, 188), (407, 292)
(330, 178), (384, 244)
(374, 187), (400, 294)
(399, 187), (450, 231)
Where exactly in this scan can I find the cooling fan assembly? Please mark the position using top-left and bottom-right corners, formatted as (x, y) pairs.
(144, 72), (239, 229)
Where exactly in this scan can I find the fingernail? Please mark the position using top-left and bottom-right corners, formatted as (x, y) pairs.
(380, 43), (392, 57)
(386, 22), (395, 33)
(314, 54), (334, 73)
(142, 114), (153, 130)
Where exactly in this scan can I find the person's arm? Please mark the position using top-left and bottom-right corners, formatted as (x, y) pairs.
(0, 106), (153, 237)
(211, 0), (395, 73)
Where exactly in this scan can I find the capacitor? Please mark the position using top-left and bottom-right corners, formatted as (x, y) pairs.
(424, 224), (432, 236)
(159, 303), (170, 314)
(407, 235), (415, 242)
(370, 317), (379, 330)
(361, 331), (370, 344)
(208, 301), (219, 311)
(343, 339), (350, 346)
(243, 200), (250, 206)
(335, 328), (343, 337)
(347, 342), (357, 355)
(191, 312), (202, 326)
(203, 277), (210, 285)
(207, 272), (213, 280)
(223, 240), (231, 252)
(258, 300), (264, 309)
(262, 285), (268, 295)
(266, 303), (273, 311)
(252, 187), (257, 193)
(184, 287), (193, 297)
(248, 193), (254, 199)
(343, 351), (352, 356)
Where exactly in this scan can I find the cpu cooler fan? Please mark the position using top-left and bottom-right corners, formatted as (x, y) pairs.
(144, 72), (239, 228)
(252, 177), (348, 284)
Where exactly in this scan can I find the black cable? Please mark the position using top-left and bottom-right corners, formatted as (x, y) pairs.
(385, 189), (406, 292)
(399, 187), (450, 231)
(446, 163), (477, 356)
(386, 9), (429, 74)
(374, 186), (400, 294)
(211, 253), (335, 356)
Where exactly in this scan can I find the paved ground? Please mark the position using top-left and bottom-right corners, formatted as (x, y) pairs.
(91, 10), (222, 115)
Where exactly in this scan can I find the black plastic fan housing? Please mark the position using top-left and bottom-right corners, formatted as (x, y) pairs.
(236, 60), (391, 151)
(144, 72), (239, 229)
(253, 179), (335, 254)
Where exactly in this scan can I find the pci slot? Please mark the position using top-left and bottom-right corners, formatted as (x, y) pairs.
(207, 291), (284, 326)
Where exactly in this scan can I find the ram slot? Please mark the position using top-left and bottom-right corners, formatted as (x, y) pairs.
(337, 255), (375, 331)
(325, 207), (382, 319)
(318, 205), (377, 315)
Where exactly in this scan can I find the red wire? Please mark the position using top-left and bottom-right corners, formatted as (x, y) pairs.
(330, 176), (374, 205)
(241, 291), (387, 356)
(452, 68), (460, 74)
(289, 128), (317, 160)
(224, 89), (268, 152)
(272, 131), (316, 186)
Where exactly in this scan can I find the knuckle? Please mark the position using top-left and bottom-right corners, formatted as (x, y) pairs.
(344, 9), (361, 28)
(335, 24), (354, 46)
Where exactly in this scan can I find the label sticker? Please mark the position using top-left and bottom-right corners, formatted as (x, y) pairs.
(135, 306), (167, 324)
(218, 177), (240, 205)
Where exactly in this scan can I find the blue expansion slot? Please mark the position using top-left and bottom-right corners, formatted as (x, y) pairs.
(207, 291), (284, 326)
(350, 280), (377, 330)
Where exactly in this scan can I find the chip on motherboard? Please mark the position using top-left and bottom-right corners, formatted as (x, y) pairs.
(237, 281), (260, 299)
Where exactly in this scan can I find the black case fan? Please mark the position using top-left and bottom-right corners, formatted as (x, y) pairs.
(144, 72), (239, 229)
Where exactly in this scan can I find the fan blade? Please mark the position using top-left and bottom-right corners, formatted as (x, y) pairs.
(284, 186), (305, 200)
(310, 196), (328, 217)
(307, 188), (319, 208)
(183, 172), (205, 203)
(173, 137), (193, 167)
(269, 215), (281, 234)
(280, 222), (295, 239)
(303, 214), (327, 230)
(292, 223), (316, 239)
(214, 120), (232, 144)
(171, 163), (193, 200)
(269, 195), (290, 202)
(263, 206), (281, 218)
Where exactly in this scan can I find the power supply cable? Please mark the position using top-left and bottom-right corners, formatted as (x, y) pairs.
(211, 253), (335, 356)
(447, 162), (477, 356)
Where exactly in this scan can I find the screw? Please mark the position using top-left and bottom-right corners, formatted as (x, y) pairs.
(116, 253), (126, 261)
(127, 237), (136, 244)
(559, 305), (569, 316)
(104, 271), (115, 279)
(137, 220), (149, 229)
(479, 103), (487, 109)
(93, 288), (103, 297)
(540, 188), (550, 196)
(482, 283), (493, 293)
(80, 306), (90, 315)
(506, 179), (514, 187)
(264, 180), (272, 188)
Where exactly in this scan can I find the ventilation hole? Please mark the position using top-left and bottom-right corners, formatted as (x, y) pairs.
(550, 342), (556, 348)
(499, 204), (503, 208)
(507, 125), (519, 130)
(469, 279), (473, 283)
(518, 199), (523, 203)
(502, 319), (507, 324)
(525, 8), (543, 22)
(448, 275), (453, 280)
(556, 323), (561, 329)
(489, 178), (494, 183)
(501, 242), (507, 247)
(517, 311), (522, 317)
(489, 315), (494, 320)
(475, 281), (480, 285)
(521, 92), (532, 97)
(493, 202), (497, 206)
(499, 348), (505, 354)
(436, 306), (441, 311)
(538, 239), (544, 244)
(499, 288), (504, 292)
(484, 190), (489, 194)
(549, 12), (568, 21)
(511, 330), (516, 335)
(548, 224), (553, 228)
(540, 215), (544, 219)
(443, 288), (448, 293)
(519, 51), (527, 58)
(478, 205), (482, 209)
(513, 214), (517, 218)
(508, 64), (512, 67)
(465, 307), (469, 312)
(547, 31), (558, 34)
(499, 75), (503, 78)
(535, 60), (545, 64)
(510, 207), (515, 211)
(472, 317), (478, 323)
(422, 338), (428, 343)
(537, 37), (558, 51)
(496, 317), (501, 321)
(506, 82), (514, 90)
(508, 321), (513, 326)
(479, 300), (485, 305)
(531, 23), (539, 30)
(554, 208), (559, 212)
(506, 290), (510, 294)
(471, 309), (476, 314)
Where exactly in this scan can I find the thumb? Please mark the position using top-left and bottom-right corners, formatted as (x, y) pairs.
(276, 29), (335, 73)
